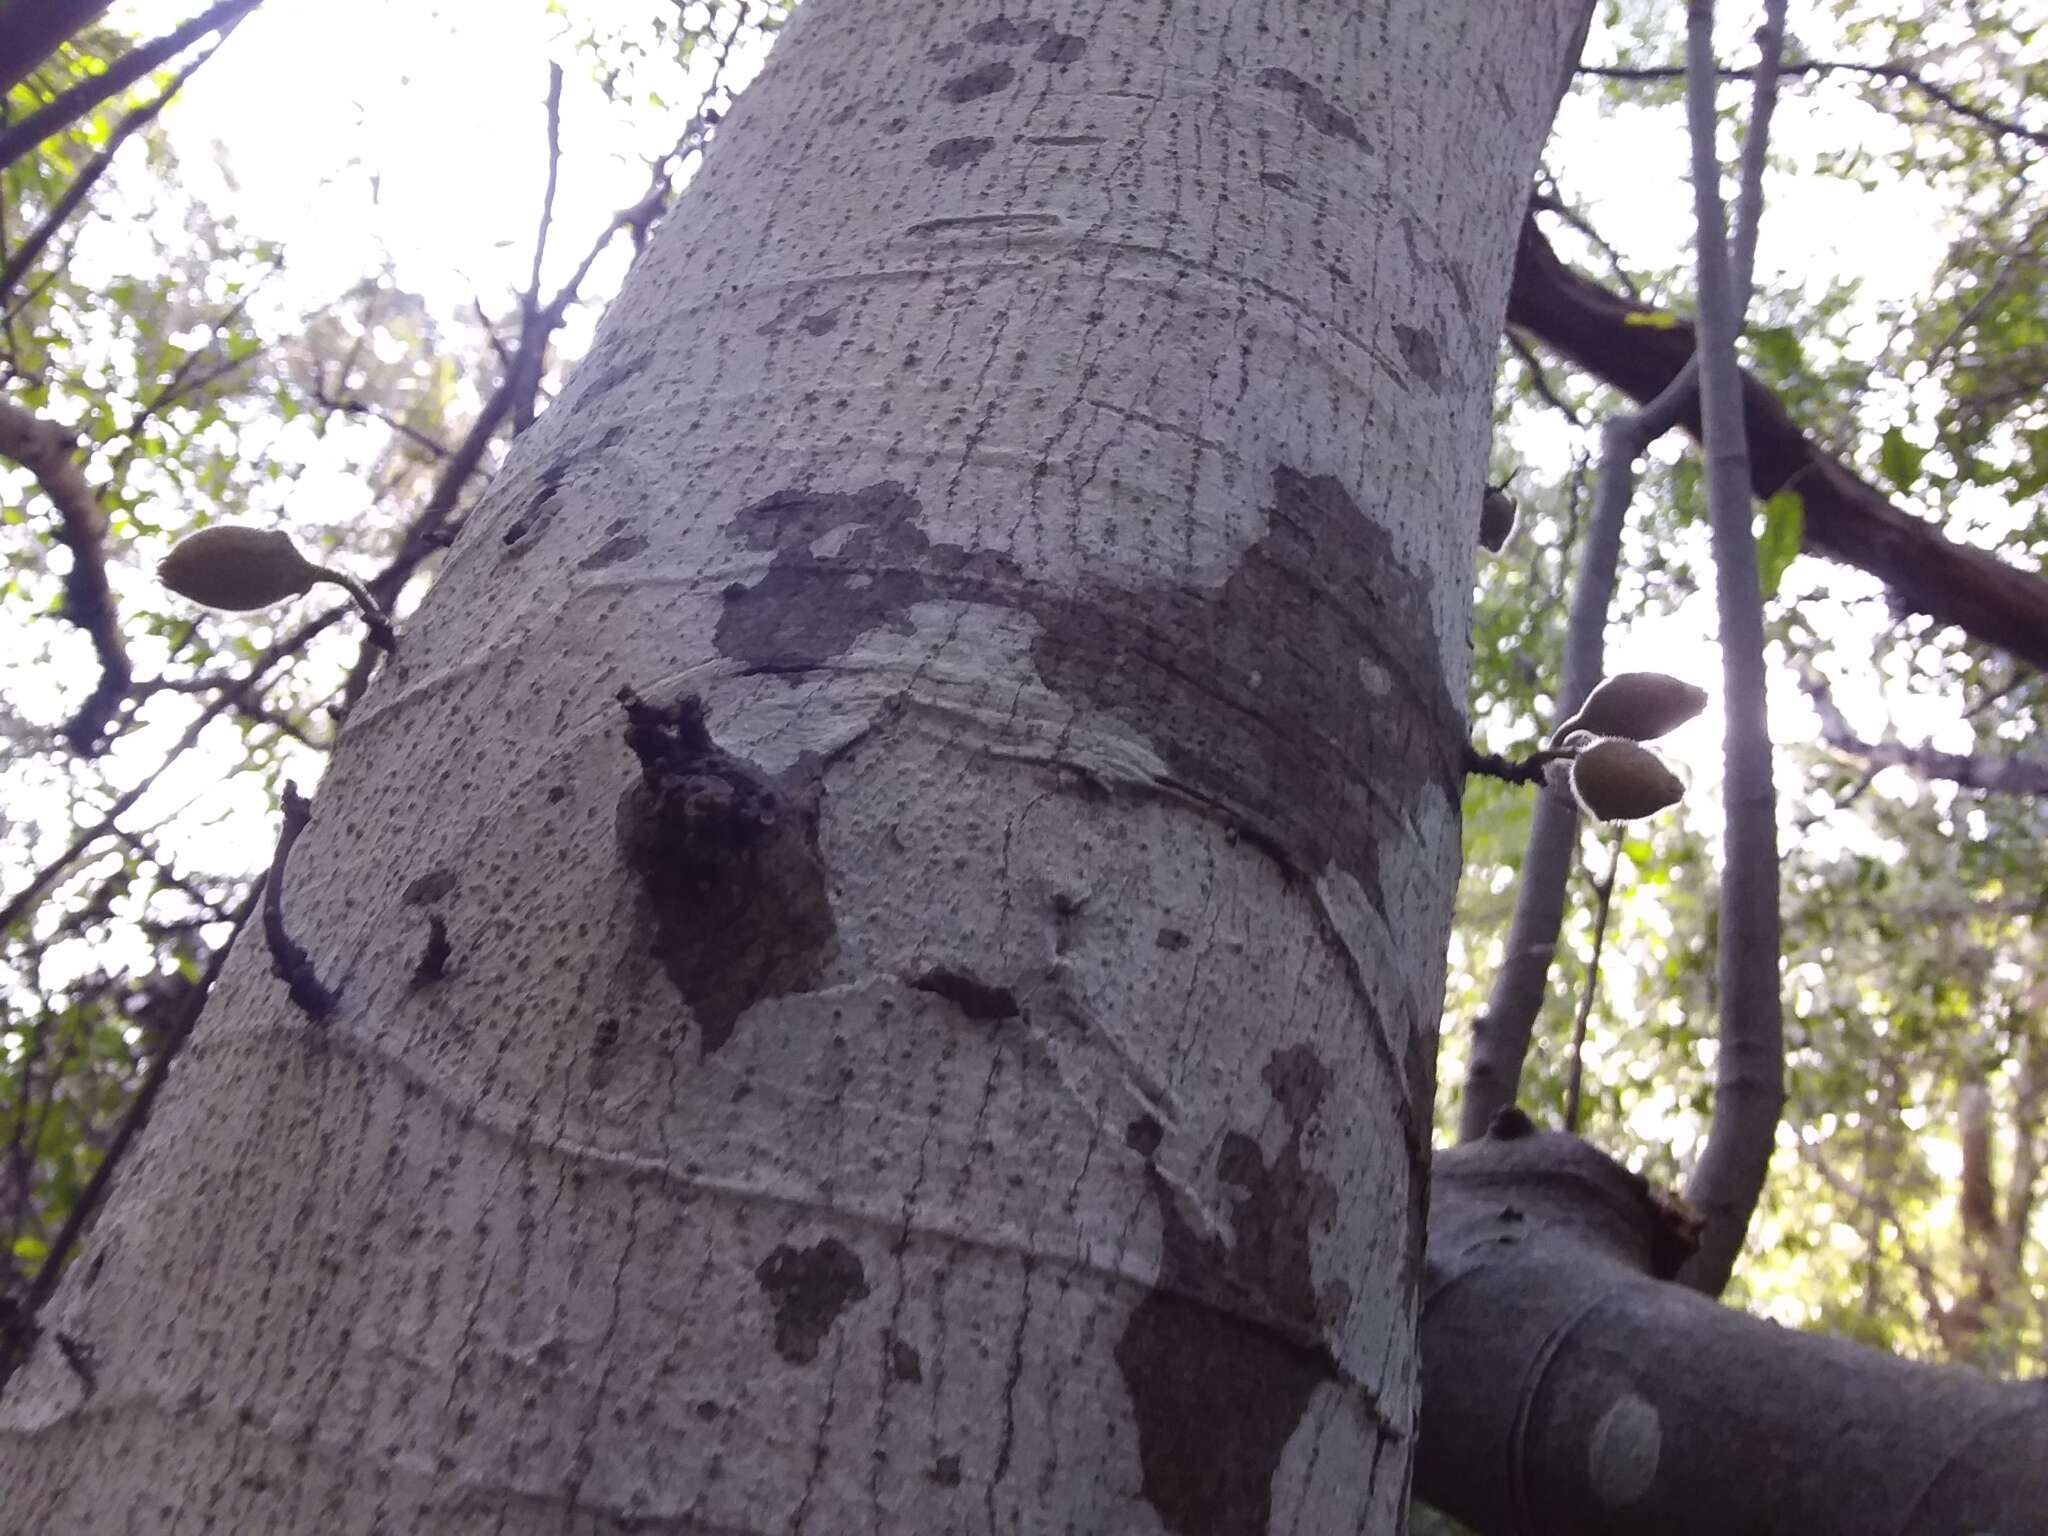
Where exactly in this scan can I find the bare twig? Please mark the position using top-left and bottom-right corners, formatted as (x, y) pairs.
(1579, 55), (2048, 151)
(1563, 834), (1620, 1134)
(0, 395), (131, 752)
(1796, 660), (2048, 796)
(0, 605), (344, 937)
(0, 883), (256, 1394)
(306, 378), (450, 458)
(1507, 329), (1583, 424)
(526, 63), (566, 313)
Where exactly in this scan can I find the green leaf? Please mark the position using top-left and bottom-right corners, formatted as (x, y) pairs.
(12, 1234), (48, 1264)
(1623, 310), (1680, 330)
(1749, 326), (1803, 376)
(1878, 426), (1925, 493)
(1756, 488), (1804, 598)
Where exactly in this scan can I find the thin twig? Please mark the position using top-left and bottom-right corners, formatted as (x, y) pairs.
(0, 884), (257, 1394)
(263, 783), (335, 1020)
(1579, 56), (2048, 151)
(526, 62), (566, 311)
(1563, 833), (1621, 1134)
(1507, 329), (1583, 425)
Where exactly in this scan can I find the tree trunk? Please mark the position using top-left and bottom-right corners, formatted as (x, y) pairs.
(0, 2), (1590, 1530)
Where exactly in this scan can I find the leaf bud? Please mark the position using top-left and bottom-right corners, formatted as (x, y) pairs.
(158, 525), (324, 612)
(1551, 671), (1707, 747)
(1568, 737), (1686, 821)
(1479, 481), (1517, 552)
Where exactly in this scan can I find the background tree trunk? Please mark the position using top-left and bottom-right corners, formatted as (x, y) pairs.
(0, 1), (1590, 1529)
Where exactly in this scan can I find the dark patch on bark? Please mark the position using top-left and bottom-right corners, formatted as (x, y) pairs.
(928, 135), (996, 169)
(713, 482), (1022, 672)
(579, 532), (648, 570)
(1114, 1046), (1340, 1535)
(887, 1335), (924, 1382)
(940, 61), (1016, 102)
(909, 966), (1019, 1021)
(1259, 170), (1296, 190)
(408, 915), (451, 990)
(588, 1016), (621, 1087)
(909, 212), (1062, 237)
(929, 41), (964, 61)
(501, 491), (562, 550)
(1442, 256), (1474, 318)
(575, 351), (651, 410)
(966, 17), (1033, 44)
(1392, 323), (1444, 390)
(712, 469), (1457, 919)
(1328, 263), (1352, 287)
(614, 690), (836, 1056)
(1255, 67), (1366, 148)
(501, 425), (630, 553)
(931, 1454), (963, 1486)
(1026, 133), (1104, 146)
(1125, 1115), (1164, 1157)
(1034, 32), (1086, 63)
(798, 308), (841, 336)
(1029, 464), (1461, 917)
(694, 1399), (720, 1421)
(402, 868), (459, 907)
(755, 1237), (869, 1363)
(1155, 926), (1191, 952)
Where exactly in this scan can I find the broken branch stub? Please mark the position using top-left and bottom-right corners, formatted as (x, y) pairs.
(613, 687), (836, 1055)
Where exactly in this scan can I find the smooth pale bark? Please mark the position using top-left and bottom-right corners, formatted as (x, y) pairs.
(1417, 1127), (2048, 1535)
(0, 2), (1588, 1531)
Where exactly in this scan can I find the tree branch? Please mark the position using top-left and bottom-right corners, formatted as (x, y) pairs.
(0, 0), (113, 95)
(1508, 215), (2048, 676)
(1579, 56), (2048, 151)
(0, 35), (222, 303)
(1795, 659), (2048, 796)
(1416, 1129), (2048, 1534)
(0, 396), (131, 751)
(1675, 0), (1787, 1300)
(0, 0), (262, 172)
(0, 885), (256, 1395)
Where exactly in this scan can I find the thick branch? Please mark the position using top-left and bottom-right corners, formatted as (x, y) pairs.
(1507, 216), (2048, 675)
(1417, 1130), (2048, 1535)
(0, 36), (219, 303)
(0, 396), (129, 748)
(1675, 0), (1786, 1298)
(0, 0), (261, 172)
(0, 0), (112, 94)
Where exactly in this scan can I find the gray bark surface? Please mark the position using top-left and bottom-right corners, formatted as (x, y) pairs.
(0, 2), (1589, 1530)
(1419, 1127), (2048, 1536)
